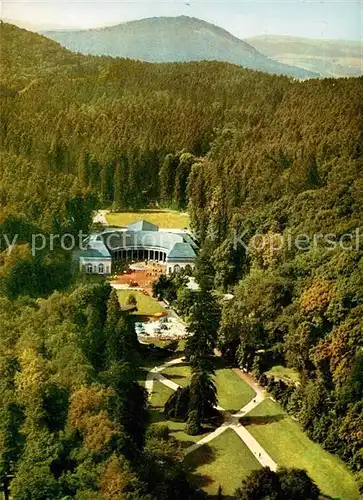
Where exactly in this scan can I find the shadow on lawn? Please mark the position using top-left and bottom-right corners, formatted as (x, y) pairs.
(169, 428), (202, 449)
(239, 414), (286, 426)
(149, 405), (217, 448)
(162, 362), (190, 380)
(149, 408), (166, 424)
(184, 443), (216, 489)
(167, 361), (190, 369)
(225, 406), (241, 414)
(213, 357), (229, 371)
(163, 373), (188, 383)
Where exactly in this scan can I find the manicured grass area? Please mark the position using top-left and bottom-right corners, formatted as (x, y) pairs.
(137, 341), (186, 386)
(116, 289), (166, 316)
(162, 363), (191, 388)
(137, 356), (162, 387)
(215, 367), (256, 413)
(150, 380), (174, 412)
(167, 419), (215, 448)
(185, 428), (261, 497)
(142, 338), (186, 353)
(177, 339), (186, 352)
(265, 365), (300, 384)
(161, 358), (257, 412)
(106, 210), (190, 229)
(141, 339), (169, 348)
(149, 380), (210, 448)
(244, 399), (360, 500)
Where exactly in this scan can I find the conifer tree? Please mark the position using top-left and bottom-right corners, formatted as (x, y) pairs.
(159, 153), (177, 206)
(113, 160), (122, 209)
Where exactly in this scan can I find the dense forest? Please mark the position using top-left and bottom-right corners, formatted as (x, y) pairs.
(0, 283), (208, 499)
(0, 21), (362, 497)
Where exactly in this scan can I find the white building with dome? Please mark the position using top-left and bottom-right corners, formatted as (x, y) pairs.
(79, 220), (198, 275)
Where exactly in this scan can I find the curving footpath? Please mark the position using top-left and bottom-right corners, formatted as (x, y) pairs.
(146, 356), (184, 395)
(146, 357), (277, 471)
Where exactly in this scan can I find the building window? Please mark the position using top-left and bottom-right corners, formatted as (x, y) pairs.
(174, 264), (181, 273)
(98, 263), (104, 274)
(106, 266), (110, 274)
(86, 264), (93, 274)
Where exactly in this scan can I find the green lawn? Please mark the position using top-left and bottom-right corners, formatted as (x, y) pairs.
(143, 339), (186, 355)
(137, 340), (186, 386)
(162, 359), (256, 413)
(184, 428), (261, 497)
(176, 339), (186, 353)
(116, 289), (166, 316)
(265, 365), (300, 384)
(150, 380), (174, 412)
(244, 399), (360, 500)
(215, 367), (256, 413)
(137, 361), (155, 386)
(149, 380), (212, 448)
(106, 210), (190, 229)
(162, 363), (191, 388)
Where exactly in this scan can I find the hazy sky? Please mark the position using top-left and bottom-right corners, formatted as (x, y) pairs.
(3, 0), (362, 40)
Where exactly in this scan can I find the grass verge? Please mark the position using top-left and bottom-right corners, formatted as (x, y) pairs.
(116, 289), (166, 316)
(184, 428), (261, 497)
(244, 398), (360, 500)
(265, 365), (300, 384)
(149, 380), (212, 449)
(162, 357), (257, 413)
(214, 364), (256, 413)
(162, 363), (191, 387)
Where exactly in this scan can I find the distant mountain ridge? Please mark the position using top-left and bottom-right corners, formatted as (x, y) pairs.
(246, 35), (363, 78)
(43, 16), (318, 79)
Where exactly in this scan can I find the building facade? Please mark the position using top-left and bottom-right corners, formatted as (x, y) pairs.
(78, 237), (112, 275)
(79, 220), (197, 276)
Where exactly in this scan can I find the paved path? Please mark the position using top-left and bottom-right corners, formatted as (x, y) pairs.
(185, 424), (230, 455)
(233, 374), (265, 418)
(146, 356), (277, 471)
(232, 368), (265, 399)
(154, 372), (181, 391)
(230, 423), (277, 471)
(146, 357), (184, 396)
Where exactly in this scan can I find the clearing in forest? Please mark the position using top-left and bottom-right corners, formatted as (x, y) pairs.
(106, 209), (190, 229)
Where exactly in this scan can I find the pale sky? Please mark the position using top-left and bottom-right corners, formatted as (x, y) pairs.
(2, 0), (362, 41)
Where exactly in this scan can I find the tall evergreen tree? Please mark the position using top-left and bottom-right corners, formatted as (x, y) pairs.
(113, 160), (122, 209)
(159, 153), (178, 206)
(185, 288), (221, 369)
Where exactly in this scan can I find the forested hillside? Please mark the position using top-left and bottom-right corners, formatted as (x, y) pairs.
(0, 21), (362, 496)
(0, 284), (205, 499)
